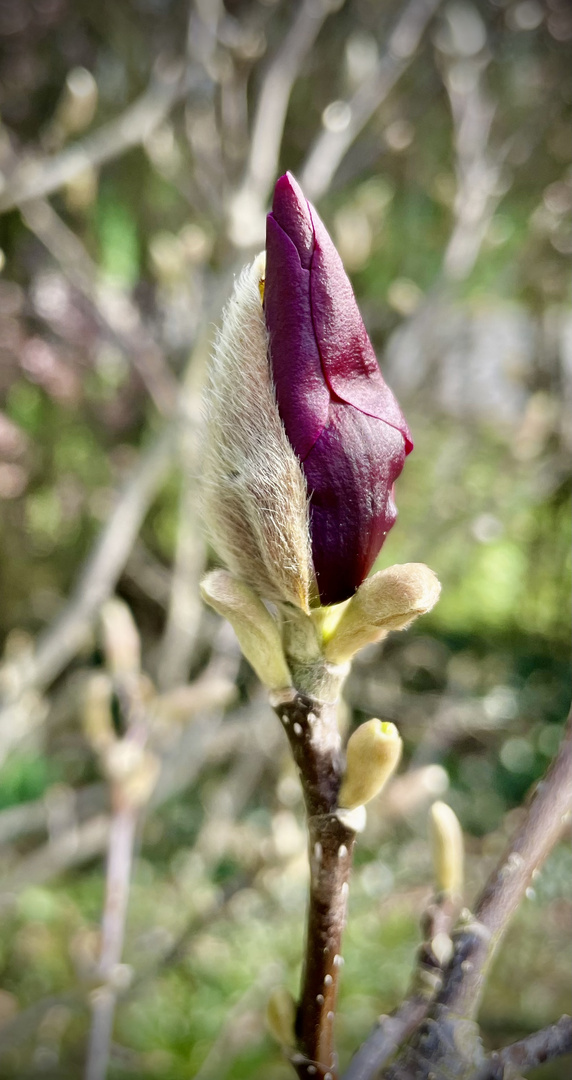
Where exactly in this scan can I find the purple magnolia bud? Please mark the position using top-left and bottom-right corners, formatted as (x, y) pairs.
(265, 172), (413, 607)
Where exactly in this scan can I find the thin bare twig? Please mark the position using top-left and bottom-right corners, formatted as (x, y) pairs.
(227, 0), (335, 245)
(155, 349), (209, 690)
(481, 1016), (572, 1079)
(0, 64), (190, 214)
(441, 708), (572, 1020)
(21, 198), (179, 416)
(0, 429), (174, 760)
(383, 710), (572, 1080)
(343, 895), (458, 1080)
(300, 0), (443, 202)
(85, 804), (137, 1080)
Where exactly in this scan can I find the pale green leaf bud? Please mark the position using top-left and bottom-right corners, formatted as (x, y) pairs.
(323, 563), (441, 664)
(200, 570), (292, 690)
(338, 719), (402, 810)
(265, 987), (296, 1048)
(429, 800), (464, 897)
(56, 67), (98, 135)
(104, 742), (160, 809)
(83, 672), (115, 755)
(100, 599), (141, 677)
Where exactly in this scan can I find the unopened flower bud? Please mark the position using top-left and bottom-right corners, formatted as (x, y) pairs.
(202, 253), (312, 611)
(323, 563), (441, 664)
(265, 987), (296, 1048)
(338, 719), (402, 810)
(429, 800), (464, 897)
(200, 570), (292, 690)
(265, 173), (412, 606)
(100, 599), (141, 677)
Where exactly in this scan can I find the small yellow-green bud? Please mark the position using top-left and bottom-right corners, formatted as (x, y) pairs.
(100, 599), (141, 677)
(200, 570), (292, 690)
(323, 564), (441, 665)
(83, 672), (115, 755)
(104, 742), (160, 809)
(429, 800), (464, 897)
(265, 987), (296, 1047)
(338, 719), (402, 810)
(56, 67), (98, 135)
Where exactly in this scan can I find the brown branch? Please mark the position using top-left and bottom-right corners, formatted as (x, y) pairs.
(270, 689), (356, 1080)
(479, 1016), (572, 1080)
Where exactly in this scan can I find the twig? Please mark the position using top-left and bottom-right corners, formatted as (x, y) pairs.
(155, 353), (208, 690)
(21, 198), (178, 416)
(270, 689), (356, 1080)
(245, 0), (333, 203)
(440, 708), (572, 1020)
(0, 64), (190, 214)
(481, 1016), (572, 1079)
(84, 804), (137, 1080)
(438, 43), (501, 281)
(343, 895), (457, 1080)
(0, 429), (174, 759)
(227, 0), (334, 245)
(300, 0), (443, 202)
(383, 709), (572, 1080)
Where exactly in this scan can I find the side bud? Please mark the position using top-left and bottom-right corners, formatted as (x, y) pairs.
(200, 570), (292, 691)
(429, 800), (464, 897)
(323, 563), (441, 665)
(202, 252), (312, 611)
(338, 719), (402, 810)
(265, 987), (296, 1048)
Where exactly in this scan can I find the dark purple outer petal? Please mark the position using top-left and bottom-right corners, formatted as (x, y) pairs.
(265, 172), (413, 605)
(303, 404), (406, 606)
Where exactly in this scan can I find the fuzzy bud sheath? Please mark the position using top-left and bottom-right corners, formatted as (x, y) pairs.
(202, 251), (312, 612)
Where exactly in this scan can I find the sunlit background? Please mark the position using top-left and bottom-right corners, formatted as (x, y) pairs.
(0, 0), (570, 1077)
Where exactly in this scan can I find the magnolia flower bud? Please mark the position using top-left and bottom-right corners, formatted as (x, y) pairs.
(202, 252), (312, 610)
(338, 719), (402, 810)
(323, 563), (441, 664)
(429, 800), (464, 897)
(265, 173), (412, 606)
(265, 987), (296, 1048)
(200, 570), (292, 691)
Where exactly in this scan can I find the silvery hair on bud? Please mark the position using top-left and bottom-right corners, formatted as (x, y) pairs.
(202, 253), (312, 610)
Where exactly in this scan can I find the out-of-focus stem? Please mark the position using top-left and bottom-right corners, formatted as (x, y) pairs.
(84, 801), (138, 1080)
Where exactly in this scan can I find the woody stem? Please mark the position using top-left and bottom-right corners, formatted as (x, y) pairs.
(270, 689), (356, 1080)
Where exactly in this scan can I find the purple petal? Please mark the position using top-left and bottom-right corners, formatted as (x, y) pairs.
(271, 173), (314, 269)
(265, 214), (329, 460)
(264, 172), (413, 605)
(303, 403), (405, 606)
(309, 208), (412, 451)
